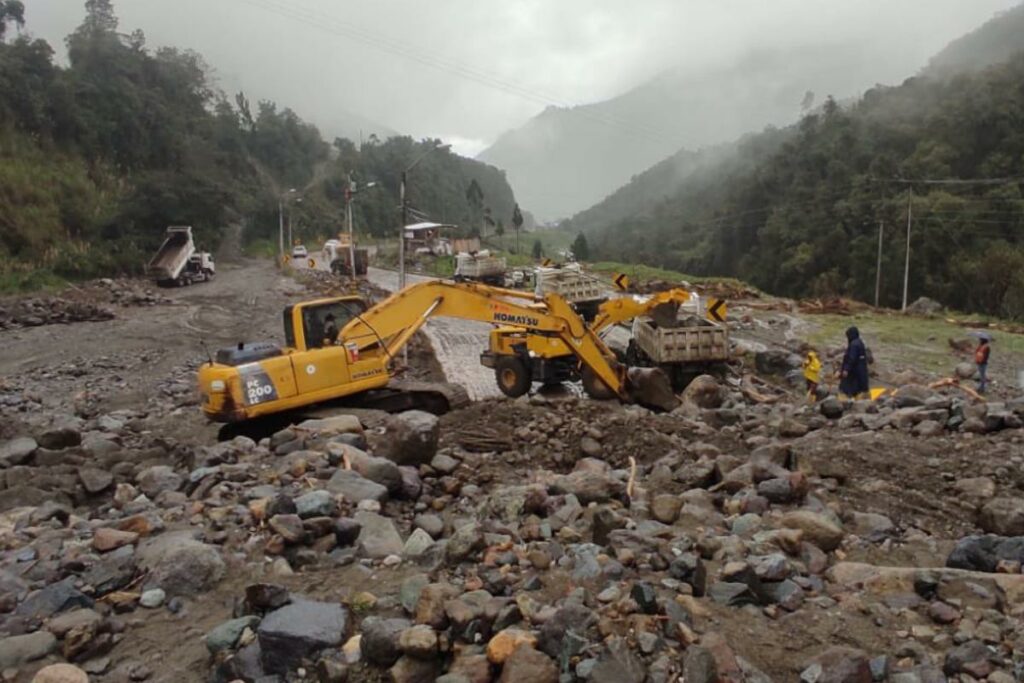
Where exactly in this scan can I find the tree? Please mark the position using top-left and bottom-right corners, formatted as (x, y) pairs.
(532, 239), (543, 259)
(466, 179), (485, 235)
(495, 220), (504, 239)
(0, 0), (25, 38)
(512, 203), (523, 253)
(572, 233), (590, 261)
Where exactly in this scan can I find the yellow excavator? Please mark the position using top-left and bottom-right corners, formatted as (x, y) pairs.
(198, 280), (682, 423)
(483, 287), (697, 398)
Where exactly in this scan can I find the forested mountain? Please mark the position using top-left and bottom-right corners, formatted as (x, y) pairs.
(0, 1), (517, 284)
(479, 43), (921, 222)
(569, 55), (1024, 318)
(925, 3), (1024, 75)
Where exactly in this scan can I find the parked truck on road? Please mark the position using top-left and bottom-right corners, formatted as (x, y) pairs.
(454, 251), (506, 286)
(146, 226), (215, 287)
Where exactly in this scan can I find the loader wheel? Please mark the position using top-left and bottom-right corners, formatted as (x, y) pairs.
(581, 366), (616, 400)
(494, 356), (531, 398)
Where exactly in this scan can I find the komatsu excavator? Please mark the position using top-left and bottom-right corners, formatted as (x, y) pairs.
(198, 280), (678, 423)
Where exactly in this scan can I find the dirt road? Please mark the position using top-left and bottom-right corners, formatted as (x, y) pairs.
(0, 259), (305, 439)
(366, 267), (502, 401)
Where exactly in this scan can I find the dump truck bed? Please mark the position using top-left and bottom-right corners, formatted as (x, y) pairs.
(535, 267), (604, 303)
(633, 316), (730, 363)
(147, 227), (195, 282)
(455, 253), (506, 278)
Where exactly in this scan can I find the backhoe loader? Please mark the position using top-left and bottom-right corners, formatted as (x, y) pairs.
(198, 280), (677, 423)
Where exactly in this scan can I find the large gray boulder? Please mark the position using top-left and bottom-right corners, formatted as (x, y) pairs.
(978, 498), (1024, 536)
(136, 531), (225, 597)
(326, 469), (388, 503)
(354, 511), (404, 559)
(376, 410), (439, 466)
(0, 437), (37, 466)
(258, 599), (349, 674)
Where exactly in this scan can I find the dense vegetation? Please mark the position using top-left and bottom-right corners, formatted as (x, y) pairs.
(0, 1), (517, 287)
(570, 54), (1024, 318)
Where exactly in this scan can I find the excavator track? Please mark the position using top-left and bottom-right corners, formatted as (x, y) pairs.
(337, 380), (471, 415)
(217, 381), (470, 442)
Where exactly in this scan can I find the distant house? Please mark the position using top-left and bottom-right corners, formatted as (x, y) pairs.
(403, 222), (457, 255)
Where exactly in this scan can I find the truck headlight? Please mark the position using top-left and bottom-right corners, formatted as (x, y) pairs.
(210, 380), (226, 392)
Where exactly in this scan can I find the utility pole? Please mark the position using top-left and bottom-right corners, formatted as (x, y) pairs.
(278, 199), (284, 261)
(346, 173), (357, 278)
(901, 188), (912, 311)
(399, 171), (407, 291)
(874, 220), (884, 308)
(288, 209), (293, 250)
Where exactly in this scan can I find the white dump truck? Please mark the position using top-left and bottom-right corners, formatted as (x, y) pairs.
(454, 251), (506, 286)
(146, 226), (215, 286)
(534, 262), (606, 320)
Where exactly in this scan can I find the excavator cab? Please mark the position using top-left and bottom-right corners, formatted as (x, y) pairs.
(287, 299), (368, 349)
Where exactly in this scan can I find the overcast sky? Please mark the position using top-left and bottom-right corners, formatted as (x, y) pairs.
(22, 0), (1021, 156)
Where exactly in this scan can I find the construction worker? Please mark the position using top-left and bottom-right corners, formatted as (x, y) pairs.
(802, 348), (822, 402)
(975, 333), (992, 394)
(839, 326), (870, 399)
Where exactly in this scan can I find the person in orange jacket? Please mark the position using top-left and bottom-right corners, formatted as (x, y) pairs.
(974, 334), (991, 394)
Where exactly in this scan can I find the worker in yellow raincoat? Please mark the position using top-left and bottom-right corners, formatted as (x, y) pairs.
(802, 349), (822, 402)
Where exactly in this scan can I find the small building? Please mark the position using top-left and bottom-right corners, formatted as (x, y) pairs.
(403, 222), (457, 255)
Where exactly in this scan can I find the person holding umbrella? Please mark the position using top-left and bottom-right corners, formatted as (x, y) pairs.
(973, 332), (992, 394)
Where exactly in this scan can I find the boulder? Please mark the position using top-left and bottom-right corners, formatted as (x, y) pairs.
(135, 465), (183, 499)
(258, 599), (349, 674)
(906, 297), (942, 315)
(16, 578), (93, 620)
(136, 531), (225, 597)
(354, 511), (404, 559)
(206, 616), (260, 654)
(947, 535), (1024, 573)
(377, 411), (439, 466)
(781, 511), (845, 551)
(361, 616), (411, 667)
(0, 631), (57, 669)
(649, 494), (682, 524)
(978, 498), (1024, 536)
(0, 437), (37, 466)
(295, 490), (337, 518)
(681, 375), (724, 409)
(31, 664), (89, 683)
(755, 350), (801, 376)
(819, 397), (844, 419)
(446, 522), (485, 564)
(398, 625), (438, 660)
(327, 469), (388, 504)
(296, 414), (363, 436)
(498, 644), (558, 683)
(801, 646), (872, 683)
(337, 446), (403, 494)
(77, 467), (114, 494)
(487, 628), (538, 665)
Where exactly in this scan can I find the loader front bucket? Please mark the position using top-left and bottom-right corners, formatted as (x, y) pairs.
(626, 366), (680, 412)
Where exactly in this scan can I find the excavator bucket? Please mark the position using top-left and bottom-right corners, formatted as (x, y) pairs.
(626, 366), (680, 412)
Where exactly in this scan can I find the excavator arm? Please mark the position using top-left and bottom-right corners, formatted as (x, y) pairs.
(340, 280), (630, 401)
(589, 288), (695, 334)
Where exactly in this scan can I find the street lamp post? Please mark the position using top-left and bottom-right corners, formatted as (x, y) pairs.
(398, 143), (450, 366)
(399, 142), (451, 291)
(278, 188), (297, 263)
(346, 175), (377, 278)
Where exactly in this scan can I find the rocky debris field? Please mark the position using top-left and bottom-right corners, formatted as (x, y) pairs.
(0, 280), (171, 331)
(1, 364), (1023, 682)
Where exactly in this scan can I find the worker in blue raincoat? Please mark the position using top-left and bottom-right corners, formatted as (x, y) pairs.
(839, 326), (870, 399)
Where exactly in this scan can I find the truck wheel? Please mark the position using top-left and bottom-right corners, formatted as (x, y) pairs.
(581, 366), (616, 400)
(494, 356), (531, 398)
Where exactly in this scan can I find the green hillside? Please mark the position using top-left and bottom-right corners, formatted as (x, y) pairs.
(0, 1), (517, 287)
(570, 54), (1024, 319)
